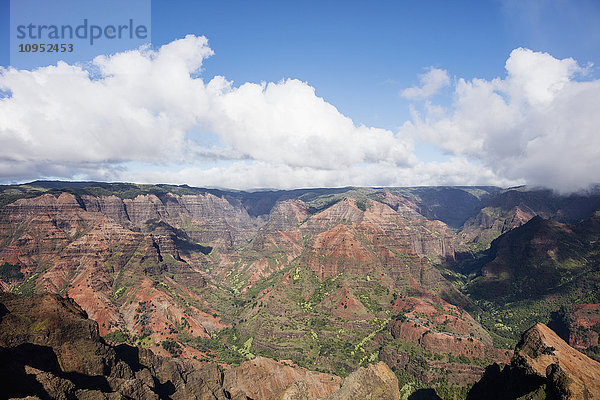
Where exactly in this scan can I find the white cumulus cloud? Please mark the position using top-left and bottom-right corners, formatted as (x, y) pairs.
(0, 35), (420, 185)
(121, 157), (516, 191)
(409, 47), (600, 193)
(401, 67), (450, 100)
(0, 37), (594, 192)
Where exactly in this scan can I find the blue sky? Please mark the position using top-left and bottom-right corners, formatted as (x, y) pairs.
(148, 0), (599, 128)
(0, 0), (599, 190)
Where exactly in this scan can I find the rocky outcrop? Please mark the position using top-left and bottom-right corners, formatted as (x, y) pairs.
(302, 212), (470, 310)
(81, 194), (130, 225)
(388, 295), (511, 386)
(0, 292), (231, 400)
(300, 198), (456, 262)
(223, 358), (400, 400)
(223, 356), (342, 399)
(375, 191), (424, 219)
(300, 198), (366, 236)
(515, 323), (600, 398)
(468, 323), (600, 399)
(391, 319), (500, 360)
(324, 361), (399, 400)
(251, 200), (307, 252)
(278, 362), (400, 400)
(0, 193), (106, 267)
(0, 192), (227, 343)
(3, 192), (256, 253)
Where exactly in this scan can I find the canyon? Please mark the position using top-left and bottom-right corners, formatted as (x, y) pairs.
(1, 181), (600, 399)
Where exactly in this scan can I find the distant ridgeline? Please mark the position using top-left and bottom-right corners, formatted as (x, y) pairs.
(1, 180), (600, 398)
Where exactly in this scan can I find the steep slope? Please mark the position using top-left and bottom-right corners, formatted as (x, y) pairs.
(468, 216), (589, 301)
(464, 214), (600, 348)
(460, 204), (537, 253)
(0, 192), (229, 357)
(565, 304), (600, 352)
(323, 361), (400, 400)
(458, 187), (600, 253)
(468, 323), (600, 399)
(82, 192), (258, 250)
(213, 199), (310, 293)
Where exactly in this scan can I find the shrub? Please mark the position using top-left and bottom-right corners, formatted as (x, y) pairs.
(162, 339), (182, 357)
(356, 199), (368, 212)
(0, 263), (24, 281)
(104, 330), (131, 343)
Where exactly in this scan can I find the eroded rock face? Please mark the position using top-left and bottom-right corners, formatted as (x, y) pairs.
(0, 292), (105, 375)
(301, 198), (456, 263)
(386, 295), (511, 387)
(83, 192), (258, 250)
(301, 199), (463, 303)
(0, 192), (227, 348)
(460, 205), (537, 249)
(567, 304), (600, 350)
(278, 361), (400, 400)
(262, 200), (310, 232)
(325, 361), (400, 400)
(468, 323), (600, 400)
(5, 186), (580, 397)
(223, 356), (342, 400)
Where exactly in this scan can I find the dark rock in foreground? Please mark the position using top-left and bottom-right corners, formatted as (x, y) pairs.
(0, 292), (230, 400)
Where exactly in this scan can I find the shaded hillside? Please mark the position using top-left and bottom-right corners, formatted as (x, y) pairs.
(462, 214), (600, 348)
(460, 187), (600, 252)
